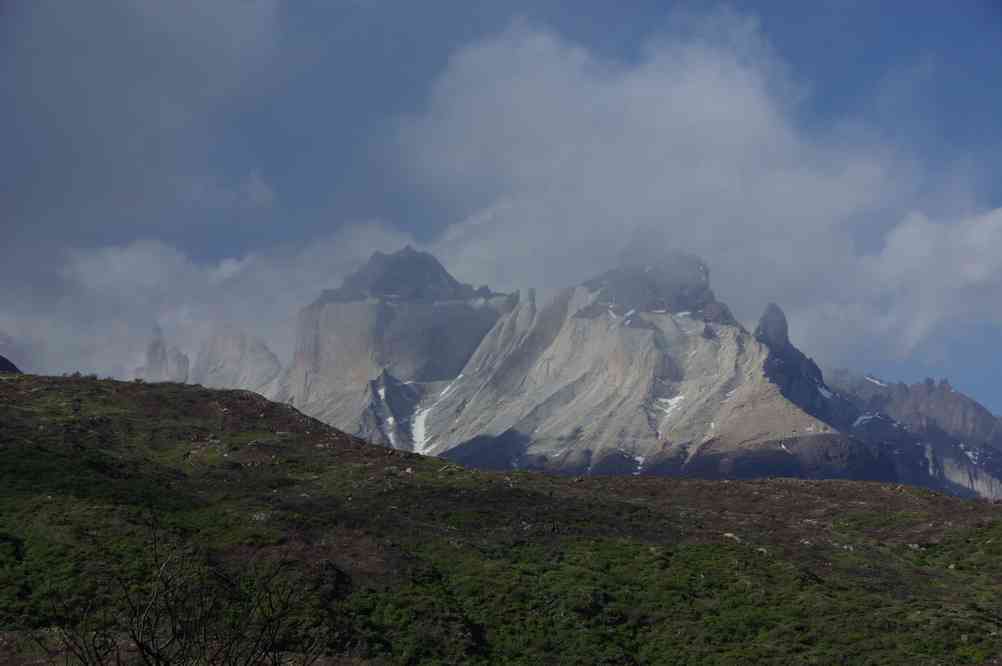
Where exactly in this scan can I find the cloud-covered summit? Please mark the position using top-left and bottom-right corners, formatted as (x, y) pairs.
(397, 20), (1002, 379)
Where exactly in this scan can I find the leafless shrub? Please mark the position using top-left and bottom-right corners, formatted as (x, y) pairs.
(34, 524), (332, 666)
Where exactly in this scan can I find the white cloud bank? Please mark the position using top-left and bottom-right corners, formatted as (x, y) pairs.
(396, 19), (1002, 367)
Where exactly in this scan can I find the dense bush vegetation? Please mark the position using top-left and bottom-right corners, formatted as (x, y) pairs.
(2, 375), (1001, 664)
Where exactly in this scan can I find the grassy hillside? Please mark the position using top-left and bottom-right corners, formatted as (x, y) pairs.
(2, 374), (1002, 664)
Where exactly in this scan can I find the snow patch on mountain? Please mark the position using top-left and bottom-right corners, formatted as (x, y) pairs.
(412, 374), (464, 454)
(656, 395), (686, 417)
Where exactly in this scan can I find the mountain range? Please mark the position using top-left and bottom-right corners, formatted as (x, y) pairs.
(139, 246), (1002, 499)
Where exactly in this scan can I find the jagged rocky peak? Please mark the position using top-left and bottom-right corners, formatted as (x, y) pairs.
(191, 328), (282, 394)
(0, 354), (20, 374)
(167, 347), (190, 383)
(579, 247), (734, 323)
(755, 302), (790, 351)
(829, 369), (1002, 451)
(139, 327), (190, 383)
(144, 326), (169, 381)
(319, 245), (491, 304)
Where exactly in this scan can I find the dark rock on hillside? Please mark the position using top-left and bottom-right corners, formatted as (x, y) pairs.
(0, 354), (20, 374)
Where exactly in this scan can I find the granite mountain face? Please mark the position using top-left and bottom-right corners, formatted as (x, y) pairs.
(136, 326), (277, 393)
(190, 329), (282, 394)
(135, 246), (1002, 498)
(280, 248), (889, 482)
(270, 246), (517, 432)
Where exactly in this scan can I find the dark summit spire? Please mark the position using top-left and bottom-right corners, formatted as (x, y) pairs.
(318, 246), (489, 304)
(755, 302), (790, 351)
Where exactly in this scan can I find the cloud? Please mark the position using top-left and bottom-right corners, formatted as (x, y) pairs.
(1, 1), (283, 245)
(4, 8), (1002, 403)
(399, 21), (900, 296)
(2, 224), (412, 377)
(182, 170), (277, 211)
(395, 18), (1002, 370)
(864, 207), (1002, 348)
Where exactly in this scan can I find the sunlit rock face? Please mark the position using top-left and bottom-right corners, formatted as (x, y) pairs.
(418, 266), (885, 482)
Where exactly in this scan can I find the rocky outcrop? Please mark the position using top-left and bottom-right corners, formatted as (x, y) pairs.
(356, 370), (423, 447)
(0, 354), (19, 374)
(827, 369), (1002, 498)
(274, 247), (516, 427)
(829, 372), (1002, 450)
(144, 327), (169, 381)
(191, 330), (282, 395)
(138, 327), (190, 383)
(167, 347), (190, 383)
(754, 303), (790, 350)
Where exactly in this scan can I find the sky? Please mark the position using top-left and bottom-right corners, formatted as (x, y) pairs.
(3, 1), (1002, 409)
